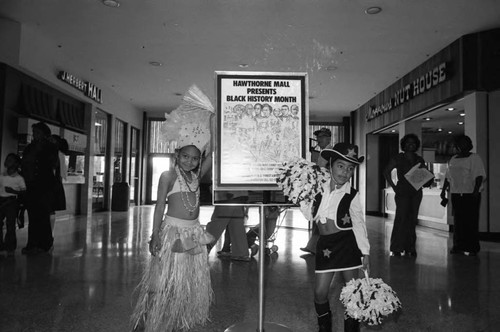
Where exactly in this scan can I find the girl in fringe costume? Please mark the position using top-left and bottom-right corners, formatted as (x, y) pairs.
(131, 144), (214, 332)
(132, 85), (215, 332)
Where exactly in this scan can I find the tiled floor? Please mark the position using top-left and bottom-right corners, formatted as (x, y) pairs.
(1, 205), (499, 332)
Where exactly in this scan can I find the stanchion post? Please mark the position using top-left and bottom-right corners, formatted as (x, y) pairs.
(224, 201), (292, 332)
(258, 204), (266, 331)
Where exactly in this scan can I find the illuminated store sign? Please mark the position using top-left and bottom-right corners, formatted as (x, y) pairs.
(366, 62), (448, 121)
(58, 71), (103, 103)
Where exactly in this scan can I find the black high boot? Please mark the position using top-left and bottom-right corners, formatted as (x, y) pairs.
(317, 311), (332, 332)
(315, 302), (332, 332)
(344, 316), (360, 332)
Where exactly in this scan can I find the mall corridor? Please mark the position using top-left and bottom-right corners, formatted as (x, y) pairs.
(1, 205), (499, 332)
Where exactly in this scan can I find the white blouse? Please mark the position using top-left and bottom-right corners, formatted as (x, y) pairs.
(445, 153), (486, 194)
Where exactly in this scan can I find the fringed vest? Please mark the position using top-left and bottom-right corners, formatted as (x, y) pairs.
(312, 187), (357, 230)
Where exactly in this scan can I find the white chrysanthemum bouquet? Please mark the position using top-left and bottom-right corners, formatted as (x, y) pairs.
(340, 270), (402, 326)
(276, 158), (330, 220)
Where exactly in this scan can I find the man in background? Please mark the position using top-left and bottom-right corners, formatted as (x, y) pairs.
(301, 127), (333, 254)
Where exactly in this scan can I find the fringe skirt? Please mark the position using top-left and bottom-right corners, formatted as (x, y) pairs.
(131, 216), (214, 332)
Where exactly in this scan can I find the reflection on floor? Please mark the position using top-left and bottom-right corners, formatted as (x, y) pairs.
(1, 205), (499, 332)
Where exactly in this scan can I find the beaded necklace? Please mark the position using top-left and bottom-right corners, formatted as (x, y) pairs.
(175, 164), (200, 215)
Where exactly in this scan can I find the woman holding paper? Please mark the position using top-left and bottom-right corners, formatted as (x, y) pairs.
(384, 134), (432, 258)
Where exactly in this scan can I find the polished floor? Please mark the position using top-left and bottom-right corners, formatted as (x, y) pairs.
(1, 205), (499, 332)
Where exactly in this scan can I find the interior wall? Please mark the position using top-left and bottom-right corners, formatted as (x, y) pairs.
(0, 19), (141, 129)
(0, 18), (20, 66)
(352, 110), (367, 212)
(0, 19), (145, 215)
(1, 108), (20, 158)
(17, 25), (142, 128)
(463, 92), (489, 232)
(487, 90), (500, 232)
(365, 134), (379, 213)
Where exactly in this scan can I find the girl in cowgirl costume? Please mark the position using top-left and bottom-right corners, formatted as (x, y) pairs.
(312, 143), (370, 332)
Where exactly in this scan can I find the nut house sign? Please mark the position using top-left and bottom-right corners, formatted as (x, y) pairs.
(366, 62), (448, 121)
(58, 71), (103, 103)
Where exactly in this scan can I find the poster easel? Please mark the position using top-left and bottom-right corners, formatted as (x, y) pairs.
(214, 71), (308, 332)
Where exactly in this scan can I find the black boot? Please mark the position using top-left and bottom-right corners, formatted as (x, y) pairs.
(315, 301), (332, 332)
(317, 311), (332, 332)
(344, 317), (360, 332)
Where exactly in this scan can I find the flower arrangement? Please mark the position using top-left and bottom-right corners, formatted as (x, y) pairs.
(276, 158), (330, 205)
(340, 270), (402, 326)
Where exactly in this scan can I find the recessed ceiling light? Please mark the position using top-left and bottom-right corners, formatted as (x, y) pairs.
(423, 117), (432, 121)
(174, 92), (183, 96)
(239, 64), (249, 68)
(149, 61), (162, 67)
(390, 129), (396, 133)
(102, 0), (120, 8)
(448, 131), (453, 134)
(365, 6), (382, 15)
(458, 121), (464, 125)
(326, 65), (337, 71)
(460, 113), (465, 117)
(446, 107), (455, 111)
(437, 128), (443, 132)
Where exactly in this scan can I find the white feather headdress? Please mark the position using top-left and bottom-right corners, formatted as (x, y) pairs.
(160, 85), (214, 153)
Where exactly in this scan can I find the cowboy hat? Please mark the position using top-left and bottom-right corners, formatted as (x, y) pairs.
(320, 142), (364, 165)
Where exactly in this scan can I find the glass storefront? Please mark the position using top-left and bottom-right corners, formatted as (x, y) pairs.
(113, 119), (126, 183)
(129, 127), (140, 204)
(147, 119), (174, 203)
(92, 109), (109, 211)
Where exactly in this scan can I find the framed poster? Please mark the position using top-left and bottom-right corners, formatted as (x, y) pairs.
(214, 71), (308, 192)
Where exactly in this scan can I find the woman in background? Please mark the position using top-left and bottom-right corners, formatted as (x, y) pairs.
(383, 134), (429, 258)
(441, 135), (485, 256)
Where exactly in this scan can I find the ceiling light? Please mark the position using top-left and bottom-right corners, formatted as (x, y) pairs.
(102, 0), (120, 7)
(423, 117), (432, 121)
(448, 131), (453, 134)
(437, 128), (443, 132)
(326, 65), (337, 71)
(365, 6), (382, 15)
(149, 61), (162, 67)
(95, 122), (102, 127)
(458, 121), (464, 125)
(460, 113), (465, 117)
(390, 129), (396, 133)
(239, 64), (249, 68)
(446, 107), (455, 111)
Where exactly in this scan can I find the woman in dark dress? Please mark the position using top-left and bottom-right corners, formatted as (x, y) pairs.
(383, 134), (430, 257)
